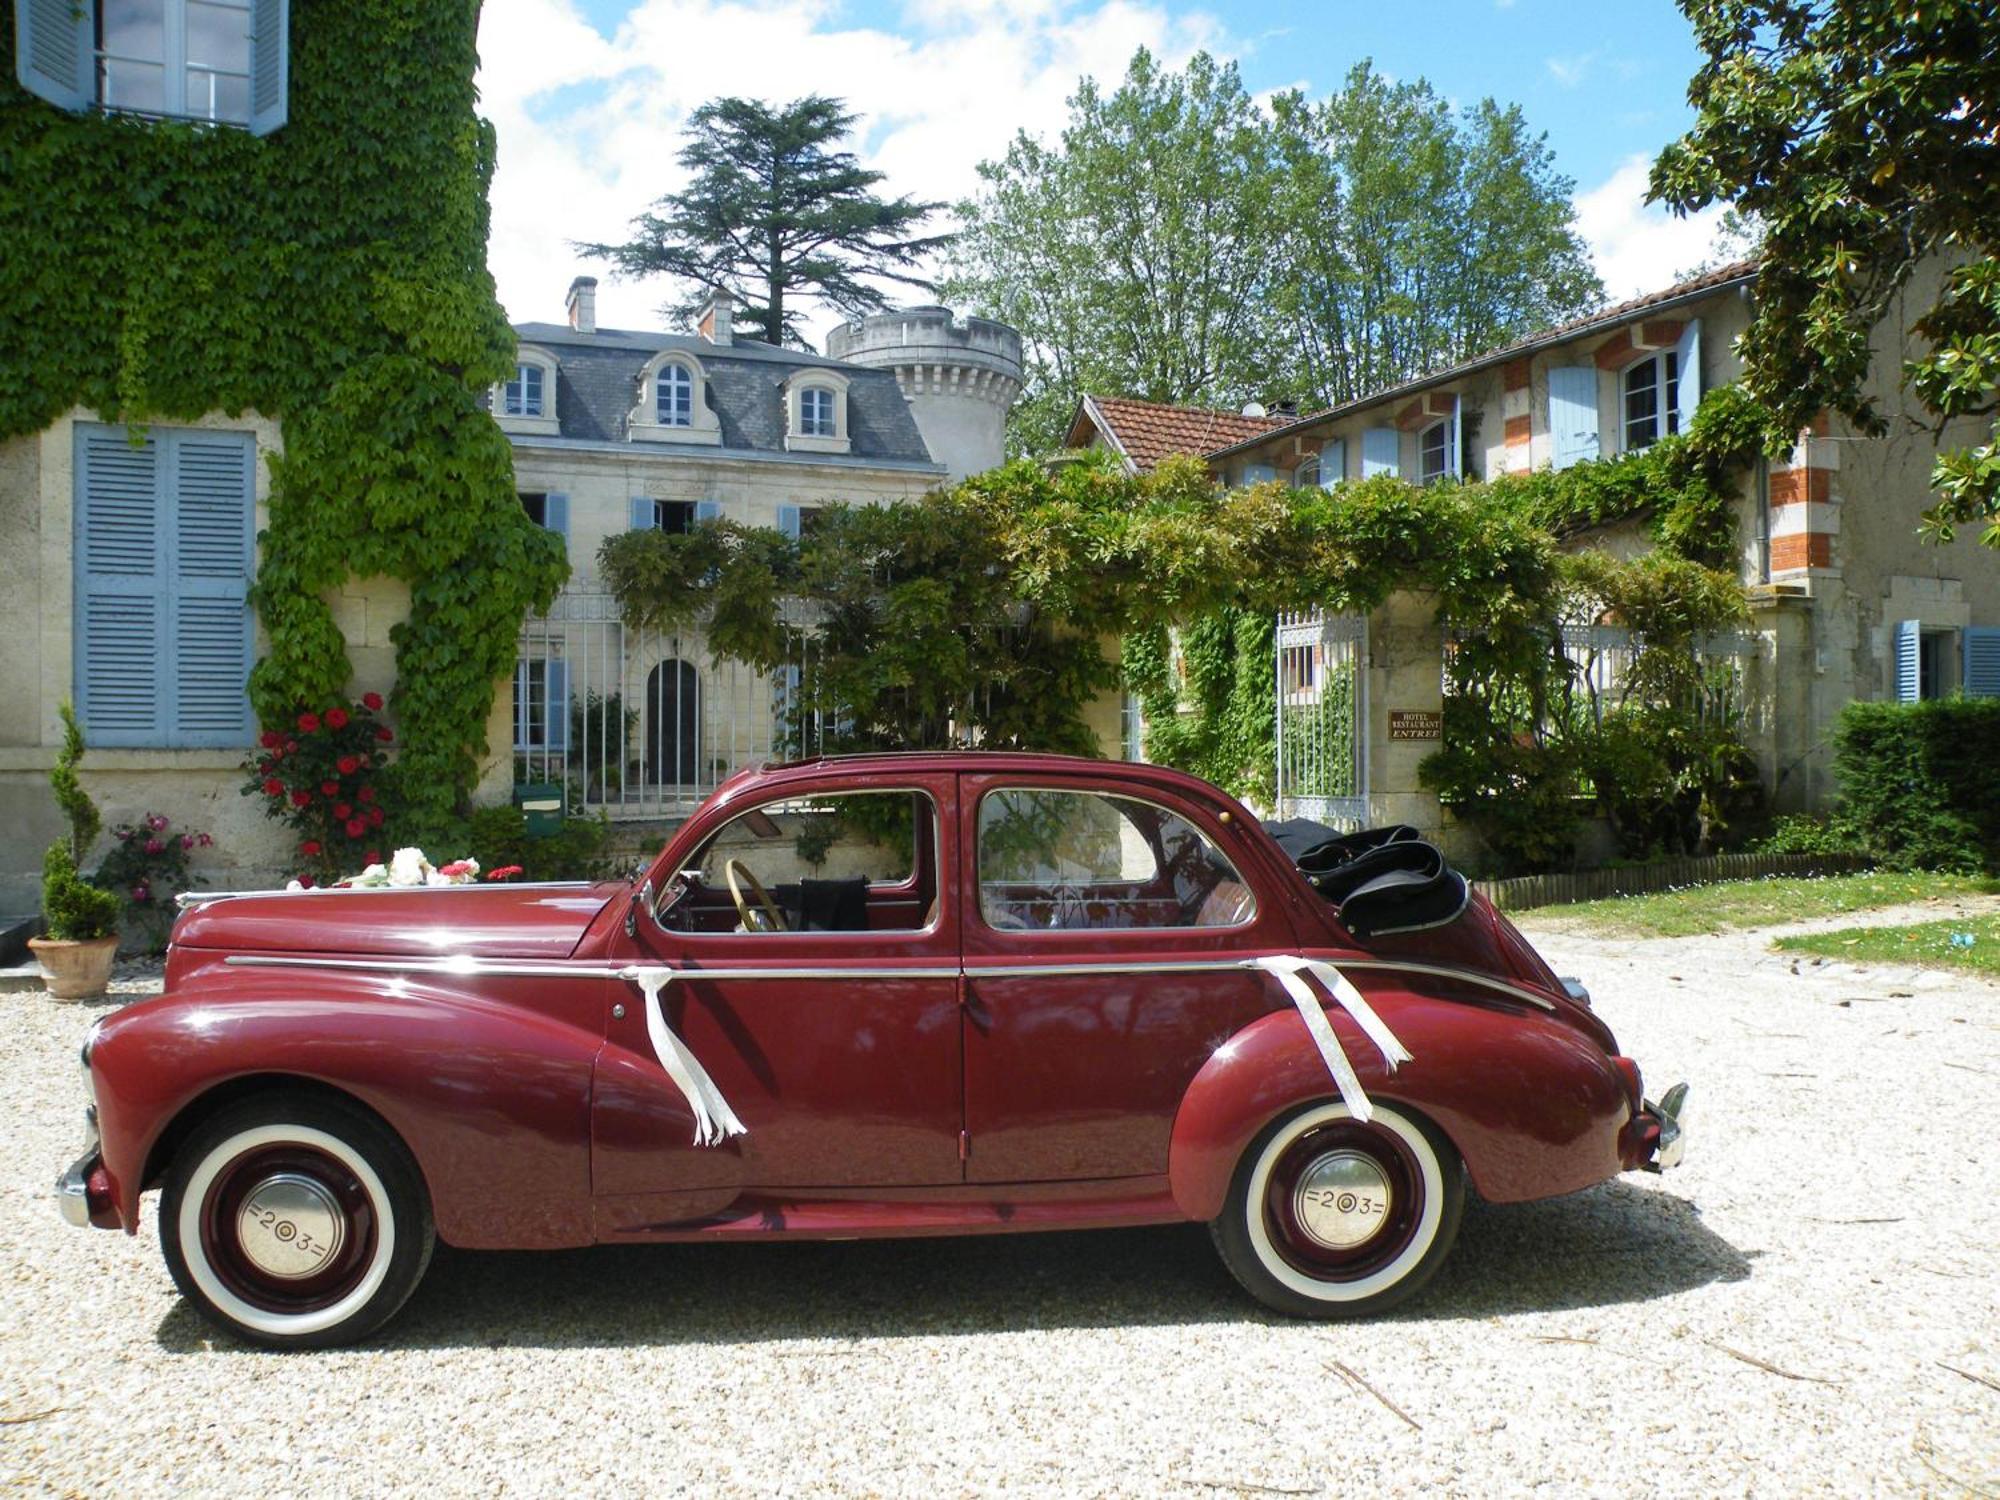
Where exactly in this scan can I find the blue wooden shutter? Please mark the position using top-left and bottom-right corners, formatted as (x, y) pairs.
(75, 427), (167, 746)
(1319, 438), (1346, 489)
(1964, 627), (2000, 699)
(695, 499), (721, 525)
(1549, 366), (1601, 470)
(248, 0), (289, 135)
(168, 433), (255, 746)
(513, 661), (532, 751)
(629, 497), (658, 531)
(541, 492), (570, 543)
(777, 504), (801, 538)
(1242, 462), (1278, 485)
(545, 659), (570, 752)
(1361, 428), (1399, 478)
(1445, 395), (1462, 478)
(1675, 319), (1702, 434)
(1893, 619), (1921, 703)
(15, 0), (92, 112)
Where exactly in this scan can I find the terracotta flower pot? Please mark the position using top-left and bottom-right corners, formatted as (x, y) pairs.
(27, 935), (120, 1000)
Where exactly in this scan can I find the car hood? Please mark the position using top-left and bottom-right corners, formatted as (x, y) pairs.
(170, 882), (627, 962)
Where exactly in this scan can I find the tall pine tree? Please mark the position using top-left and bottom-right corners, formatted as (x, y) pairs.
(582, 96), (952, 348)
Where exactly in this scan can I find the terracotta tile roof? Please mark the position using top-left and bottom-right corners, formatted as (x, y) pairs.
(1068, 394), (1286, 472)
(1203, 257), (1763, 462)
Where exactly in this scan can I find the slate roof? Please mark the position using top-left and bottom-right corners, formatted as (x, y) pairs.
(1066, 395), (1286, 472)
(504, 323), (939, 469)
(1203, 258), (1763, 461)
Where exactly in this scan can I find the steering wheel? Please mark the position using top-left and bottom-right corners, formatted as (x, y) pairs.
(724, 859), (789, 933)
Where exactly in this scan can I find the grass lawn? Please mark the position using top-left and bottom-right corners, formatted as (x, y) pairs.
(1774, 913), (2000, 976)
(1519, 870), (1999, 939)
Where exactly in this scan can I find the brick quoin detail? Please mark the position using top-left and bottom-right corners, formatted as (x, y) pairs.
(1503, 414), (1532, 444)
(1502, 358), (1530, 392)
(1771, 533), (1833, 572)
(1594, 319), (1685, 371)
(1770, 467), (1832, 506)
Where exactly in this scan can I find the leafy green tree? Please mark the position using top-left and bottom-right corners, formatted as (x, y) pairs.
(1270, 66), (1602, 407)
(581, 95), (952, 348)
(1651, 0), (2000, 546)
(944, 51), (1288, 454)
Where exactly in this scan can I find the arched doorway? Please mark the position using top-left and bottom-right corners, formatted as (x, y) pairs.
(644, 658), (701, 785)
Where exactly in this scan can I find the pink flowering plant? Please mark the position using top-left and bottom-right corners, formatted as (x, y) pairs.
(241, 693), (399, 885)
(94, 812), (214, 951)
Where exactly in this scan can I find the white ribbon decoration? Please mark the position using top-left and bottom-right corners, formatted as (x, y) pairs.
(1244, 955), (1413, 1124)
(621, 967), (747, 1147)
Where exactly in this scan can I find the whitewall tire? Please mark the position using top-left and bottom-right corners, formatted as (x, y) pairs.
(1211, 1099), (1465, 1319)
(159, 1095), (435, 1349)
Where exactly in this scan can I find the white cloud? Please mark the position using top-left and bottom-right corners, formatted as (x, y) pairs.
(1574, 152), (1732, 300)
(476, 0), (1227, 344)
(1544, 50), (1597, 87)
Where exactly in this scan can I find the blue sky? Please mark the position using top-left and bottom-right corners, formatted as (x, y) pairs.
(477, 0), (1728, 339)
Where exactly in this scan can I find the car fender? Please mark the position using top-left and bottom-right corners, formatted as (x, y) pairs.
(87, 974), (600, 1249)
(1167, 986), (1632, 1222)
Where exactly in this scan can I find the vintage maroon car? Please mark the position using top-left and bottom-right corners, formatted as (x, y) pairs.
(58, 752), (1685, 1347)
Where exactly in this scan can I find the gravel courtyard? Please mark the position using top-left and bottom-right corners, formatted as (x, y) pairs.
(4, 906), (1996, 1497)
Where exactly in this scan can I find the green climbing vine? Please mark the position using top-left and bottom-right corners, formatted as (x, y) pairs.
(0, 2), (567, 849)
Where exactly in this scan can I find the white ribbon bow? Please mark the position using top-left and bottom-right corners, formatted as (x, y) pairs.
(621, 967), (748, 1147)
(1244, 955), (1413, 1123)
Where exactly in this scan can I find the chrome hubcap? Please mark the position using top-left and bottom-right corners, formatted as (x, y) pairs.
(235, 1172), (346, 1279)
(1292, 1149), (1393, 1250)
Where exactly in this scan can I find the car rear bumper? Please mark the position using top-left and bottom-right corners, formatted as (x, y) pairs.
(1620, 1081), (1689, 1172)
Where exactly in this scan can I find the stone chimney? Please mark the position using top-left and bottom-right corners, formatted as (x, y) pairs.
(566, 275), (597, 334)
(696, 288), (734, 346)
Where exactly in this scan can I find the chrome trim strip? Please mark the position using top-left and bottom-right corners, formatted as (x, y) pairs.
(222, 952), (1554, 1007)
(223, 955), (960, 983)
(964, 955), (1557, 1011)
(178, 882), (597, 909)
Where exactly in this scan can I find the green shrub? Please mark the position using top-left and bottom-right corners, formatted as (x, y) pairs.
(1751, 813), (1867, 859)
(463, 805), (618, 883)
(1833, 699), (2000, 873)
(42, 831), (119, 943)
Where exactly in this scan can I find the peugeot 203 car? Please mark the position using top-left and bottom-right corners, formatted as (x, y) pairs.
(58, 752), (1686, 1347)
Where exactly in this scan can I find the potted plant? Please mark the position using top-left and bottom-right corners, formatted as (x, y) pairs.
(28, 704), (122, 999)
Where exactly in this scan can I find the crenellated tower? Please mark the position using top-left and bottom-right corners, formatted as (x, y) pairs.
(827, 307), (1024, 483)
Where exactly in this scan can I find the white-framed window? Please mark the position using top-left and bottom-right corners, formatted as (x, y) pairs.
(799, 387), (837, 437)
(1292, 456), (1319, 488)
(519, 491), (568, 541)
(630, 351), (720, 445)
(512, 656), (569, 753)
(657, 362), (695, 427)
(16, 0), (288, 134)
(503, 363), (545, 418)
(783, 371), (851, 454)
(1622, 351), (1680, 451)
(1418, 419), (1451, 483)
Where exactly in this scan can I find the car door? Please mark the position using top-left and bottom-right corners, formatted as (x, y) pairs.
(591, 772), (964, 1228)
(957, 772), (1298, 1184)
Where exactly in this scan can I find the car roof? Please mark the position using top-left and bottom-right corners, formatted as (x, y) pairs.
(733, 750), (1238, 803)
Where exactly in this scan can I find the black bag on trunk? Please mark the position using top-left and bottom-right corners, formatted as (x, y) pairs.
(1262, 821), (1469, 940)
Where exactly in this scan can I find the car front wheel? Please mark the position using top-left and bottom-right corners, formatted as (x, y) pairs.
(1211, 1099), (1464, 1319)
(159, 1094), (435, 1348)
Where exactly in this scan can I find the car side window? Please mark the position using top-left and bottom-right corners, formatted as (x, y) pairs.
(977, 788), (1255, 932)
(658, 790), (937, 935)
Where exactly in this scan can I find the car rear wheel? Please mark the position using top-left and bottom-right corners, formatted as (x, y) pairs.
(1211, 1099), (1464, 1319)
(159, 1095), (434, 1349)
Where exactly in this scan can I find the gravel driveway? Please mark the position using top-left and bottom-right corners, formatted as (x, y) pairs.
(4, 911), (1996, 1498)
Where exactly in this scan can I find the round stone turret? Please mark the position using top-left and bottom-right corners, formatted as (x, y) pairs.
(827, 307), (1024, 483)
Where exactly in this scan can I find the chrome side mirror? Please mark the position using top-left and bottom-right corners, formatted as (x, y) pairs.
(626, 878), (655, 939)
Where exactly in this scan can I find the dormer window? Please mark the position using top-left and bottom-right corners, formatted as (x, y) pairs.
(492, 347), (559, 436)
(799, 387), (836, 438)
(784, 371), (851, 455)
(503, 363), (545, 418)
(630, 351), (720, 445)
(657, 363), (694, 426)
(15, 0), (289, 134)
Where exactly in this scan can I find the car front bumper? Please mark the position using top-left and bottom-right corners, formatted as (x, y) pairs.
(1621, 1081), (1689, 1172)
(56, 1105), (120, 1230)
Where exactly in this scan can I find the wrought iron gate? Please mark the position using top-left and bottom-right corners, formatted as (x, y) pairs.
(1274, 608), (1368, 827)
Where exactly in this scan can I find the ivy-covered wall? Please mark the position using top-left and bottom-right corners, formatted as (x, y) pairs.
(0, 0), (566, 847)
